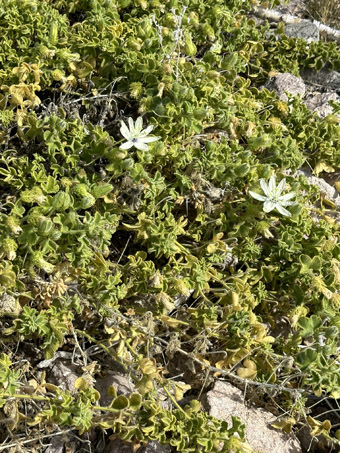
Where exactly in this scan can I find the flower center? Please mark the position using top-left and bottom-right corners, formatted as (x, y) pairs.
(131, 138), (138, 143)
(268, 196), (279, 204)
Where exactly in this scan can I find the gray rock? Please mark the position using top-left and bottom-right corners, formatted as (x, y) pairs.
(202, 380), (302, 453)
(95, 360), (135, 407)
(284, 20), (320, 42)
(263, 73), (306, 101)
(104, 439), (134, 453)
(104, 440), (170, 453)
(48, 359), (80, 394)
(304, 92), (340, 118)
(139, 441), (171, 453)
(301, 68), (340, 90)
(44, 435), (64, 453)
(296, 167), (340, 207)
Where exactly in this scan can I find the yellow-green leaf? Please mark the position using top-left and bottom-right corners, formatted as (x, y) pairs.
(129, 393), (142, 410)
(108, 386), (117, 398)
(314, 161), (335, 176)
(75, 377), (90, 391)
(271, 417), (296, 434)
(139, 358), (157, 375)
(111, 395), (129, 411)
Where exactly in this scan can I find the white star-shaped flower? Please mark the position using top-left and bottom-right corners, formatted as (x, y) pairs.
(249, 175), (296, 216)
(119, 116), (160, 151)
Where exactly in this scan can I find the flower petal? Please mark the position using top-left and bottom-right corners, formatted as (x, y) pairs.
(138, 135), (160, 143)
(135, 116), (143, 133)
(276, 204), (291, 216)
(128, 117), (135, 133)
(249, 190), (267, 202)
(120, 141), (134, 149)
(276, 178), (286, 197)
(260, 179), (270, 197)
(120, 121), (132, 140)
(279, 191), (296, 202)
(268, 175), (276, 195)
(280, 200), (297, 207)
(139, 125), (154, 136)
(263, 200), (276, 212)
(134, 141), (149, 151)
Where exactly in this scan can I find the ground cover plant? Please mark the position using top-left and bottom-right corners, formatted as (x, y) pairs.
(1, 0), (340, 451)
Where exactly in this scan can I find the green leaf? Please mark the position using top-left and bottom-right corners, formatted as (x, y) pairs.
(41, 176), (59, 194)
(129, 393), (142, 411)
(107, 386), (117, 398)
(234, 163), (250, 177)
(75, 377), (90, 390)
(139, 358), (157, 375)
(111, 395), (129, 411)
(92, 184), (113, 199)
(299, 255), (322, 273)
(297, 349), (318, 371)
(0, 268), (17, 288)
(298, 316), (322, 337)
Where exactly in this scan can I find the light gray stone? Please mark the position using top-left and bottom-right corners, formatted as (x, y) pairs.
(104, 439), (134, 453)
(44, 436), (64, 453)
(263, 73), (306, 101)
(304, 92), (340, 118)
(202, 380), (302, 453)
(296, 167), (340, 207)
(284, 20), (320, 42)
(48, 359), (79, 394)
(104, 440), (171, 453)
(95, 360), (135, 407)
(301, 68), (340, 90)
(139, 441), (171, 453)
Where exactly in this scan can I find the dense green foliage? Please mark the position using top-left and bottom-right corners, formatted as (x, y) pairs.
(1, 0), (340, 450)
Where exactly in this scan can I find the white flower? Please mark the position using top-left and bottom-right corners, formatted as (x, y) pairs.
(249, 175), (296, 217)
(119, 116), (160, 151)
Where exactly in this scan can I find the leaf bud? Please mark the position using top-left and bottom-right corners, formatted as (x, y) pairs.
(201, 24), (215, 40)
(72, 184), (90, 198)
(21, 187), (46, 205)
(156, 292), (175, 313)
(137, 19), (152, 38)
(51, 191), (72, 211)
(157, 83), (165, 98)
(80, 194), (96, 209)
(130, 82), (143, 99)
(49, 22), (59, 46)
(207, 70), (220, 80)
(38, 218), (54, 236)
(39, 45), (55, 58)
(52, 69), (65, 82)
(50, 230), (62, 241)
(163, 62), (173, 74)
(2, 238), (18, 261)
(6, 216), (22, 234)
(60, 177), (73, 188)
(27, 208), (46, 226)
(31, 251), (54, 273)
(163, 13), (177, 27)
(174, 279), (191, 296)
(184, 35), (197, 57)
(126, 37), (142, 51)
(189, 12), (199, 26)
